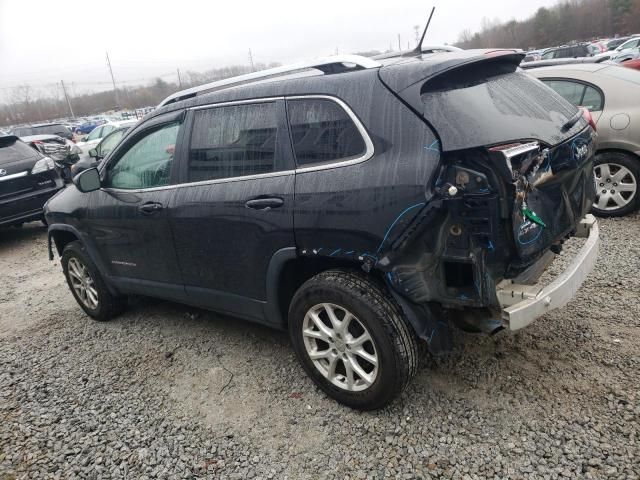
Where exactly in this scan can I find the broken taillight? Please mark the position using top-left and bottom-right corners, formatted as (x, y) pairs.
(580, 107), (597, 132)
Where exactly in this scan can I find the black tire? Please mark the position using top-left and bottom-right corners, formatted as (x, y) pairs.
(61, 241), (127, 321)
(592, 152), (640, 217)
(288, 269), (419, 410)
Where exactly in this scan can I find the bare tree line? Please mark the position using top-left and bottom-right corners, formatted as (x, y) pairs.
(457, 0), (640, 50)
(0, 62), (280, 127)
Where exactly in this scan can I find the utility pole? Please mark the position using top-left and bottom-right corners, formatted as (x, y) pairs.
(60, 80), (75, 118)
(398, 34), (401, 51)
(248, 48), (255, 72)
(176, 68), (182, 88)
(105, 51), (119, 108)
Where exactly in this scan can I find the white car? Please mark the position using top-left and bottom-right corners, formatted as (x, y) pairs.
(76, 120), (138, 159)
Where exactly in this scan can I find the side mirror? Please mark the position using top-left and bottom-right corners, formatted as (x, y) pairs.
(73, 167), (101, 193)
(88, 148), (98, 158)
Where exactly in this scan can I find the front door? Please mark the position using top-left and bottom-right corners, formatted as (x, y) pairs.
(170, 99), (295, 320)
(85, 114), (186, 300)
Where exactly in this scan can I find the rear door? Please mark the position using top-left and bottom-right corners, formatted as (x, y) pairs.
(170, 99), (295, 318)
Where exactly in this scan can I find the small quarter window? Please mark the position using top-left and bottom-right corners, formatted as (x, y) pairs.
(188, 102), (278, 182)
(286, 99), (366, 166)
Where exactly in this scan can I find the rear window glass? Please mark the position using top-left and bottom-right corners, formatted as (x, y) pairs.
(286, 99), (366, 166)
(12, 127), (35, 137)
(35, 125), (67, 136)
(420, 70), (581, 151)
(0, 139), (39, 164)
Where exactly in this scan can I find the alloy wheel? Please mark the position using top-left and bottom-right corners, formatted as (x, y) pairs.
(594, 162), (637, 211)
(302, 303), (378, 392)
(68, 257), (99, 310)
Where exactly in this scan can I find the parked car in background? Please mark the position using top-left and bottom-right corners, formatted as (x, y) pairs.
(20, 134), (82, 182)
(622, 58), (640, 70)
(0, 136), (64, 227)
(46, 51), (598, 409)
(519, 57), (614, 70)
(522, 49), (544, 62)
(75, 120), (138, 159)
(11, 123), (73, 141)
(605, 37), (631, 51)
(541, 43), (592, 60)
(74, 120), (104, 135)
(613, 46), (640, 63)
(610, 37), (640, 59)
(528, 64), (640, 216)
(70, 126), (131, 176)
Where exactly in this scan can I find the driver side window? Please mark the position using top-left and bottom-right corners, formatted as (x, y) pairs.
(104, 123), (180, 190)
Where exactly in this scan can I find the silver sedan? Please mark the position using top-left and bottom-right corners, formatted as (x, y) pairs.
(528, 63), (640, 217)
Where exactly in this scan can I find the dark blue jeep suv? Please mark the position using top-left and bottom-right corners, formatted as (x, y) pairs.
(45, 50), (600, 409)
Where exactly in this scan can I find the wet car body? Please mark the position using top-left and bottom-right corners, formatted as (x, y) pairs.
(0, 136), (64, 227)
(45, 50), (598, 407)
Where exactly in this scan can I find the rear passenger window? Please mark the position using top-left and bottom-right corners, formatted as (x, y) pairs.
(286, 99), (366, 166)
(581, 86), (604, 111)
(543, 80), (585, 106)
(542, 80), (603, 112)
(188, 102), (278, 182)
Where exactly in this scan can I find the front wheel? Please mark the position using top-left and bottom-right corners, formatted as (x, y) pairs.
(62, 241), (127, 321)
(592, 152), (639, 217)
(289, 270), (419, 410)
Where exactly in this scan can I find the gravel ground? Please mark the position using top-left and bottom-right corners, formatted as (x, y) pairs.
(0, 215), (639, 480)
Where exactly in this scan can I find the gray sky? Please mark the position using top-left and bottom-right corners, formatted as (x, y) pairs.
(0, 0), (558, 101)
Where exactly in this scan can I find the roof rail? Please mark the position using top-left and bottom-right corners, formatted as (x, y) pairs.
(158, 54), (381, 107)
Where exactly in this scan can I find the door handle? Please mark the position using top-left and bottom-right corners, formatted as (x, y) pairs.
(138, 202), (164, 215)
(245, 197), (284, 210)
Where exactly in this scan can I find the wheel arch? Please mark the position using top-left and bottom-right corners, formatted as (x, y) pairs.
(48, 224), (82, 259)
(595, 147), (640, 163)
(265, 248), (384, 329)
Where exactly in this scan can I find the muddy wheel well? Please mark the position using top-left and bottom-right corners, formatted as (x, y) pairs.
(51, 230), (79, 256)
(277, 257), (380, 325)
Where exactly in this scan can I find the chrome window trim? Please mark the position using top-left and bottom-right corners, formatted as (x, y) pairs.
(0, 171), (28, 182)
(101, 169), (296, 194)
(287, 95), (374, 174)
(101, 95), (374, 193)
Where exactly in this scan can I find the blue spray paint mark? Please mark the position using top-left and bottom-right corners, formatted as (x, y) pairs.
(487, 240), (494, 251)
(329, 248), (342, 256)
(517, 225), (544, 245)
(376, 202), (426, 254)
(424, 140), (440, 154)
(344, 250), (354, 255)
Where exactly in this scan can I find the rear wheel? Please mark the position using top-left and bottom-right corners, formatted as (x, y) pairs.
(62, 241), (127, 321)
(289, 270), (419, 410)
(592, 152), (639, 217)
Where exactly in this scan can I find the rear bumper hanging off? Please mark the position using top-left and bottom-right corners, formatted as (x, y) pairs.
(496, 214), (599, 330)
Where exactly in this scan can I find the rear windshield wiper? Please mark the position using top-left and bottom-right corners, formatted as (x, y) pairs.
(561, 110), (583, 132)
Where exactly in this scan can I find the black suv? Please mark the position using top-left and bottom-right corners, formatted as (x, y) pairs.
(1, 136), (64, 227)
(45, 50), (599, 409)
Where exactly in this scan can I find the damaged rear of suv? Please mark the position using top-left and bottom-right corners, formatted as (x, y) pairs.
(46, 50), (599, 410)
